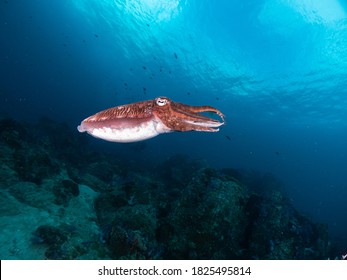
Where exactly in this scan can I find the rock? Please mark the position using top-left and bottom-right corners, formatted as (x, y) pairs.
(165, 168), (249, 259)
(107, 204), (158, 259)
(53, 179), (79, 205)
(8, 181), (55, 210)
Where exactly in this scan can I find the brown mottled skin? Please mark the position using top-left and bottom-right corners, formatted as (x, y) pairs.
(80, 96), (225, 132)
(82, 100), (154, 121)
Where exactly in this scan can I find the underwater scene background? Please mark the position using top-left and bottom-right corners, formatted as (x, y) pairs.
(0, 0), (346, 259)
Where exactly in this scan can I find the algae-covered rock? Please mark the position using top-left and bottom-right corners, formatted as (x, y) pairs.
(8, 181), (55, 210)
(32, 225), (68, 247)
(0, 163), (18, 187)
(13, 147), (60, 184)
(244, 190), (330, 259)
(53, 179), (79, 205)
(107, 204), (158, 259)
(164, 168), (249, 259)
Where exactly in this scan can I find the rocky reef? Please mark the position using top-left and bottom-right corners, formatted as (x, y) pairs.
(0, 118), (333, 259)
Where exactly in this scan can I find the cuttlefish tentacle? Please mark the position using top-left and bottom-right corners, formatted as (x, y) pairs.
(160, 115), (222, 132)
(173, 103), (225, 122)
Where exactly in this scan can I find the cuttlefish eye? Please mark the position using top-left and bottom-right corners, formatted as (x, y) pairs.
(155, 97), (169, 107)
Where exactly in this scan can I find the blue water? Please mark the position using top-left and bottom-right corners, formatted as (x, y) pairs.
(1, 0), (347, 247)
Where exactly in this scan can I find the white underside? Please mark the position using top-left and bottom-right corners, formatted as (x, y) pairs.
(84, 120), (171, 143)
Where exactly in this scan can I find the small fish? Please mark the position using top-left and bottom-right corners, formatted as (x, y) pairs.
(225, 135), (231, 141)
(174, 52), (178, 59)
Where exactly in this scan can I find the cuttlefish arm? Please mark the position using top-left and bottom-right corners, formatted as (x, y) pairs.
(154, 100), (225, 132)
(173, 103), (225, 122)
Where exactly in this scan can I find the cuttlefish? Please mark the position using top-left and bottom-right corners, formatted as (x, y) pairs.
(77, 96), (225, 143)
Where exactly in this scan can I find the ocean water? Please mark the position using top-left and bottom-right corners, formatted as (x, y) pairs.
(1, 0), (347, 259)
